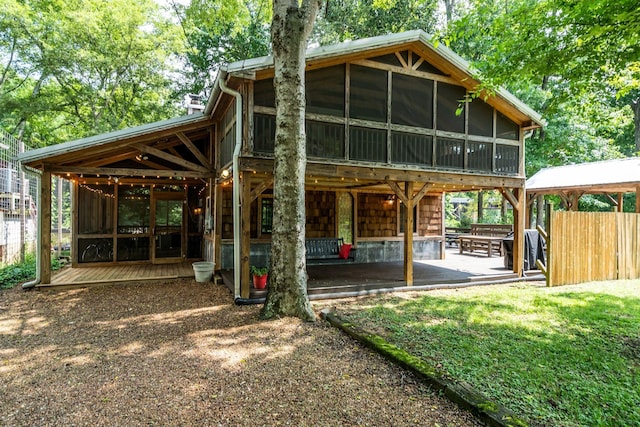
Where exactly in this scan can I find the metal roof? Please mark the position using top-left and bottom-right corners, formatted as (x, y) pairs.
(526, 158), (640, 194)
(17, 113), (209, 164)
(215, 30), (543, 127)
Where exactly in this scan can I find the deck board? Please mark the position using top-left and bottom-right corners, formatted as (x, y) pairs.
(42, 261), (196, 288)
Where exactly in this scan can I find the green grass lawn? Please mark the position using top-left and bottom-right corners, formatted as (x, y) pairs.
(339, 281), (640, 426)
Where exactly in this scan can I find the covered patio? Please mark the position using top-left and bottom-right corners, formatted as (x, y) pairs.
(221, 248), (541, 301)
(41, 248), (542, 297)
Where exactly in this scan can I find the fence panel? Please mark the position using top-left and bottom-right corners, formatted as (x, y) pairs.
(1, 130), (40, 267)
(549, 211), (617, 286)
(617, 213), (640, 280)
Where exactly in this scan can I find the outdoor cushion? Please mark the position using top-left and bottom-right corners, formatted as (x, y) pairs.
(338, 244), (352, 259)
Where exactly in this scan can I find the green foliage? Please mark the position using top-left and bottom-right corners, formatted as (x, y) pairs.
(1, 0), (183, 146)
(342, 281), (640, 426)
(313, 0), (439, 45)
(250, 265), (269, 276)
(445, 0), (638, 174)
(174, 0), (271, 95)
(0, 253), (62, 289)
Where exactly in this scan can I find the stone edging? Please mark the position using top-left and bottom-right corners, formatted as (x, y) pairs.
(320, 309), (530, 427)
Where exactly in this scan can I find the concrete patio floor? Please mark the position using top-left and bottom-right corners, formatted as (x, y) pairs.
(221, 248), (545, 301)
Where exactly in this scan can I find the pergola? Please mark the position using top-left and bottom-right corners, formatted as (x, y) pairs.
(526, 158), (640, 214)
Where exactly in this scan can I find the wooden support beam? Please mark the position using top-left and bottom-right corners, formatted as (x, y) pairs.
(603, 193), (618, 207)
(46, 165), (212, 179)
(176, 131), (211, 168)
(133, 143), (211, 174)
(500, 188), (518, 208)
(404, 181), (414, 286)
(512, 187), (525, 277)
(412, 182), (433, 206)
(214, 183), (222, 272)
(40, 172), (52, 284)
(240, 174), (251, 299)
(250, 178), (274, 202)
(617, 193), (624, 212)
(386, 180), (409, 206)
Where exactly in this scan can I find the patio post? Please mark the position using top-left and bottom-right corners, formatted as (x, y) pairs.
(512, 187), (525, 277)
(40, 171), (52, 284)
(240, 173), (251, 298)
(403, 181), (414, 286)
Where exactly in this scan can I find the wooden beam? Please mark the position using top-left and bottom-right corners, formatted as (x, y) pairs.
(133, 143), (211, 174)
(40, 172), (52, 284)
(412, 182), (433, 205)
(603, 193), (618, 207)
(240, 174), (251, 299)
(617, 193), (624, 212)
(512, 187), (525, 277)
(46, 165), (212, 179)
(404, 181), (414, 286)
(500, 188), (518, 208)
(176, 131), (211, 168)
(250, 178), (273, 202)
(387, 180), (409, 206)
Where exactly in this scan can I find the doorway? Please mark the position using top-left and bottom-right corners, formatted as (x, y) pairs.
(151, 192), (185, 263)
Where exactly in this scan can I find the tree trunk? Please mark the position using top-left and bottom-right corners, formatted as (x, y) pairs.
(632, 97), (640, 154)
(260, 0), (321, 322)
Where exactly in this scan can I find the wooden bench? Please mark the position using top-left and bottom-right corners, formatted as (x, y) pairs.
(305, 237), (356, 265)
(458, 224), (513, 257)
(445, 227), (470, 246)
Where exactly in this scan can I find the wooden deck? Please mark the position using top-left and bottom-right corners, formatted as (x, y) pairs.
(42, 262), (196, 288)
(221, 248), (544, 300)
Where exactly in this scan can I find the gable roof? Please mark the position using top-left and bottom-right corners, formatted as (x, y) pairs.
(18, 113), (209, 166)
(208, 30), (543, 129)
(526, 158), (640, 194)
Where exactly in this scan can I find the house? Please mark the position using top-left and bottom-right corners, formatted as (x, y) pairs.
(18, 30), (543, 298)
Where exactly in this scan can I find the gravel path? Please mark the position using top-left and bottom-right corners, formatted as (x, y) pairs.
(0, 280), (481, 426)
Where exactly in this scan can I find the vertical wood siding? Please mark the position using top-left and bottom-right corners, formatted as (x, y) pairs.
(548, 212), (640, 286)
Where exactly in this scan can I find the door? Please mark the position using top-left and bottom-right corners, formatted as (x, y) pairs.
(151, 193), (184, 263)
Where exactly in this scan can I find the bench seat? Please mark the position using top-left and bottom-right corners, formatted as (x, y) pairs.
(305, 238), (355, 265)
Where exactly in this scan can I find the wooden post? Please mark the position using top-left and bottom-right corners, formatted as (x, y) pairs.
(617, 193), (624, 212)
(637, 186), (640, 213)
(512, 187), (525, 277)
(545, 203), (553, 286)
(213, 183), (222, 271)
(404, 181), (414, 286)
(352, 191), (358, 248)
(57, 177), (63, 260)
(71, 180), (78, 267)
(240, 174), (251, 298)
(536, 195), (544, 228)
(40, 171), (52, 284)
(477, 191), (484, 222)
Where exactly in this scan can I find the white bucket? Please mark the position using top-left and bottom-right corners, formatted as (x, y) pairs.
(192, 261), (215, 283)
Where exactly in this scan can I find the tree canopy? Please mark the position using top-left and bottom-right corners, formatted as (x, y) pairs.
(1, 0), (637, 173)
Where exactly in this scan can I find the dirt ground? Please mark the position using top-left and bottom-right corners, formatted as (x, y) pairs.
(0, 279), (482, 426)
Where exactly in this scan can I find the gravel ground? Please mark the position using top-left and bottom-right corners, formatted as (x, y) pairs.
(0, 280), (482, 427)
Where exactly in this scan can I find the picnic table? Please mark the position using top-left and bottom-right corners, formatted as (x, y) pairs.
(458, 234), (507, 257)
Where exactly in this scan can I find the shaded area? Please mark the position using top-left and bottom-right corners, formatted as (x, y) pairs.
(222, 249), (540, 299)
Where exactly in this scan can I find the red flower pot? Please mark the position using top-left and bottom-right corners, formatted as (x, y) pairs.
(252, 274), (268, 289)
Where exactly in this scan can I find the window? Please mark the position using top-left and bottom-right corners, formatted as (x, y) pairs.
(468, 98), (494, 137)
(349, 65), (387, 122)
(260, 197), (273, 234)
(306, 65), (345, 116)
(436, 82), (466, 133)
(117, 185), (150, 234)
(392, 73), (433, 128)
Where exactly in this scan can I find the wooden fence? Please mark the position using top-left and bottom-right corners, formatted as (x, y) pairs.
(540, 211), (640, 286)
